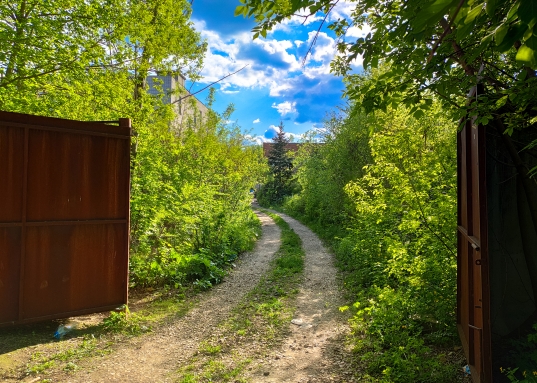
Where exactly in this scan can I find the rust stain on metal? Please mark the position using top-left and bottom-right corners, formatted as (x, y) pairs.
(0, 111), (131, 326)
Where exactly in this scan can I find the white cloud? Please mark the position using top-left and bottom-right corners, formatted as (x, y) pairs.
(308, 32), (336, 64)
(244, 134), (272, 145)
(190, 24), (304, 95)
(191, 14), (348, 95)
(269, 10), (323, 34)
(269, 124), (281, 132)
(328, 1), (356, 21)
(272, 101), (297, 116)
(189, 6), (357, 126)
(346, 25), (371, 38)
(269, 81), (293, 97)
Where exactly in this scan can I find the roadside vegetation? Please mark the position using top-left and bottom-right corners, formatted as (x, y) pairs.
(0, 2), (267, 380)
(128, 105), (266, 290)
(244, 0), (537, 380)
(3, 0), (537, 382)
(260, 98), (463, 382)
(176, 211), (304, 383)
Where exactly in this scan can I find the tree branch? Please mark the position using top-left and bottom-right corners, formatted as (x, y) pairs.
(427, 0), (466, 63)
(439, 17), (475, 76)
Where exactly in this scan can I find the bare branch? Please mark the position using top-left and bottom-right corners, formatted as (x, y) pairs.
(439, 17), (475, 76)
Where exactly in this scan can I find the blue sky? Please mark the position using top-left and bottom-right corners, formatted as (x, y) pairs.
(188, 0), (368, 143)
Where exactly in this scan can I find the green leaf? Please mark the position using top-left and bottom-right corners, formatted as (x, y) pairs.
(516, 43), (537, 68)
(506, 1), (521, 22)
(413, 109), (425, 119)
(496, 95), (508, 108)
(234, 6), (245, 17)
(496, 23), (527, 52)
(485, 0), (499, 16)
(412, 0), (458, 32)
(464, 4), (484, 25)
(526, 35), (537, 50)
(517, 0), (537, 25)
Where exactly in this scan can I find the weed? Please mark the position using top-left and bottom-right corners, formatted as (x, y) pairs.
(101, 307), (150, 336)
(174, 210), (304, 382)
(25, 335), (111, 377)
(27, 360), (55, 374)
(199, 341), (222, 355)
(64, 361), (79, 372)
(500, 322), (537, 382)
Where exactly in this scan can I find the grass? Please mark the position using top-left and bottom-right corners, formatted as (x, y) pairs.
(24, 335), (112, 377)
(175, 209), (305, 382)
(0, 287), (195, 381)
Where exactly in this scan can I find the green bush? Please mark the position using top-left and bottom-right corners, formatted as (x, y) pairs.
(502, 323), (537, 382)
(129, 109), (266, 289)
(283, 103), (460, 382)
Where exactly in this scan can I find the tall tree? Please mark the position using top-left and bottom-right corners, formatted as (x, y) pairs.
(259, 122), (294, 204)
(0, 1), (121, 89)
(268, 122), (293, 188)
(0, 0), (205, 120)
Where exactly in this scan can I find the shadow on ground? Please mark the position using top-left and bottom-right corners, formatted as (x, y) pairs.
(0, 320), (104, 354)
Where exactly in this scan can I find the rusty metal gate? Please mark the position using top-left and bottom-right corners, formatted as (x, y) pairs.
(457, 118), (492, 382)
(0, 111), (131, 326)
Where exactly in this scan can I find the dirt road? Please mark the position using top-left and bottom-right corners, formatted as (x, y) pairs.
(2, 209), (353, 383)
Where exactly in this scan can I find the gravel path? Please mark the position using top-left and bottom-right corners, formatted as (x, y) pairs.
(63, 211), (281, 383)
(248, 210), (351, 383)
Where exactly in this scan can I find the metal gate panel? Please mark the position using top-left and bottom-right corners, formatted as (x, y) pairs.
(22, 224), (127, 320)
(0, 111), (131, 326)
(0, 228), (21, 323)
(0, 126), (24, 221)
(457, 120), (492, 382)
(26, 130), (129, 221)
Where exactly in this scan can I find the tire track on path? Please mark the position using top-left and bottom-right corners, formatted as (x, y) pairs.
(60, 210), (280, 383)
(249, 209), (352, 383)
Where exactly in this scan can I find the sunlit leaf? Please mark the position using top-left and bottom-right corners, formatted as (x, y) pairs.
(516, 44), (537, 68)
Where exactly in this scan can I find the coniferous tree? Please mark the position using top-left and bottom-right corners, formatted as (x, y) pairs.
(259, 122), (294, 204)
(268, 122), (293, 191)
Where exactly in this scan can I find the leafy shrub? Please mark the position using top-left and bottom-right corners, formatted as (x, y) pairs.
(102, 308), (149, 335)
(129, 108), (266, 289)
(283, 103), (460, 382)
(502, 322), (537, 382)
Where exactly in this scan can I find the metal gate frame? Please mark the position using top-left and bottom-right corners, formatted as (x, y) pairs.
(457, 118), (493, 382)
(0, 111), (131, 326)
